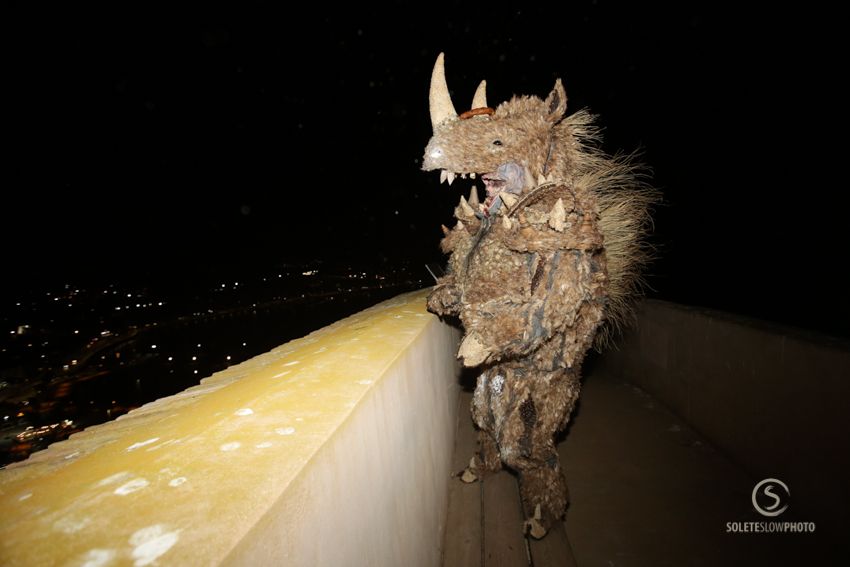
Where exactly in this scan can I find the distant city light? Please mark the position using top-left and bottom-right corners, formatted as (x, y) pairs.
(196, 343), (201, 348)
(168, 356), (173, 361)
(151, 344), (157, 349)
(226, 355), (231, 360)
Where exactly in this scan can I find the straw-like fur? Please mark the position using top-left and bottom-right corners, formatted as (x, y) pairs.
(423, 68), (658, 538)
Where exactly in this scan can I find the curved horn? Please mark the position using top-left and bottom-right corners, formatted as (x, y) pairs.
(429, 52), (457, 129)
(471, 80), (487, 109)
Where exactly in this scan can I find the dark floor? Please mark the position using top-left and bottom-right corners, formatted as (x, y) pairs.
(442, 370), (838, 566)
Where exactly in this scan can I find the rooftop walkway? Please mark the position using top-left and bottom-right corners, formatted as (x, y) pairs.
(444, 367), (841, 566)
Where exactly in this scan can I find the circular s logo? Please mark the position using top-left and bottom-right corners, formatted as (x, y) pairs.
(752, 478), (790, 517)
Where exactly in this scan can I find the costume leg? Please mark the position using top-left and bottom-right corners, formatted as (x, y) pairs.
(460, 369), (504, 482)
(498, 368), (581, 538)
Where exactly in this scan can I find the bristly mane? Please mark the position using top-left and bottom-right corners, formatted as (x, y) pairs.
(556, 109), (659, 348)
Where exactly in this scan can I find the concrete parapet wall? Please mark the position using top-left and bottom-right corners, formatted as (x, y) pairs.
(598, 299), (850, 540)
(1, 289), (461, 566)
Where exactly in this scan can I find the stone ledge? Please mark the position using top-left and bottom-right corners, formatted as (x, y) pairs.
(1, 289), (462, 567)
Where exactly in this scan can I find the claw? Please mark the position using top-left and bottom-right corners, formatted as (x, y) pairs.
(522, 504), (547, 539)
(459, 456), (479, 483)
(524, 517), (547, 539)
(460, 468), (478, 483)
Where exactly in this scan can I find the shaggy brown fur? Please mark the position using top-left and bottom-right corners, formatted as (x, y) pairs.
(422, 54), (657, 538)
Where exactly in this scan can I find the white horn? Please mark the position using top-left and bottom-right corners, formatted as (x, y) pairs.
(471, 80), (487, 109)
(429, 52), (457, 129)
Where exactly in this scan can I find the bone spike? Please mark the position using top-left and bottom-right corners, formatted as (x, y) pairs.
(549, 197), (566, 232)
(429, 53), (458, 129)
(537, 174), (547, 186)
(458, 332), (488, 367)
(499, 192), (518, 210)
(440, 170), (448, 184)
(454, 220), (465, 231)
(441, 224), (450, 235)
(501, 215), (512, 229)
(447, 171), (456, 185)
(468, 186), (480, 208)
(471, 80), (488, 109)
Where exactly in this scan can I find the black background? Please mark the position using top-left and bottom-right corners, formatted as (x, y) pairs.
(5, 2), (846, 336)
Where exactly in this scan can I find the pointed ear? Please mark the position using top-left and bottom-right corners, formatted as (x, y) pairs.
(545, 79), (568, 122)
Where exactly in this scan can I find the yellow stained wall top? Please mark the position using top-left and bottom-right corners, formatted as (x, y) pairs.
(0, 289), (435, 566)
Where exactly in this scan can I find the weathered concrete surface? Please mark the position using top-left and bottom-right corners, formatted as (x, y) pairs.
(1, 290), (461, 567)
(595, 299), (850, 558)
(562, 368), (842, 566)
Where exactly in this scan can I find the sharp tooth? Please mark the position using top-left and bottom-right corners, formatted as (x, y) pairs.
(456, 195), (475, 218)
(470, 172), (476, 179)
(447, 171), (456, 185)
(440, 170), (448, 184)
(548, 197), (566, 232)
(500, 192), (518, 209)
(537, 174), (547, 185)
(441, 224), (450, 235)
(468, 186), (480, 208)
(461, 173), (467, 179)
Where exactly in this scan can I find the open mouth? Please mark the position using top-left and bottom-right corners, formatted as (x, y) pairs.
(481, 174), (507, 208)
(437, 168), (506, 212)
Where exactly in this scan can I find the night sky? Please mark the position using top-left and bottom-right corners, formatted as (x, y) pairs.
(5, 3), (846, 337)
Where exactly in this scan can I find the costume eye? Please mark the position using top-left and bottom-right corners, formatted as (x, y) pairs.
(493, 140), (503, 146)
